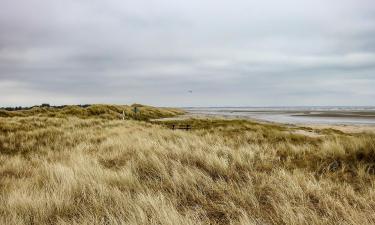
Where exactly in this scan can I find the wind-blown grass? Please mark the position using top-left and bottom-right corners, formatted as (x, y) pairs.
(0, 104), (184, 120)
(0, 111), (375, 224)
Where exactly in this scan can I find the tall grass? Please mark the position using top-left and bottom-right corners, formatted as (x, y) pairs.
(0, 104), (184, 120)
(0, 113), (375, 224)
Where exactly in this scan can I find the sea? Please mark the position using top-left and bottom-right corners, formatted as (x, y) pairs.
(183, 106), (375, 125)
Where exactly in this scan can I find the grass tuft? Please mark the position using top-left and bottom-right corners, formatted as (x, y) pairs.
(0, 110), (375, 224)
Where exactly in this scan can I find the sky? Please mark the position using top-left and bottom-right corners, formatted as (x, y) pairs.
(1, 0), (375, 107)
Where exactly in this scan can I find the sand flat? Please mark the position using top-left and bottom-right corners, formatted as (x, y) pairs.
(304, 124), (375, 134)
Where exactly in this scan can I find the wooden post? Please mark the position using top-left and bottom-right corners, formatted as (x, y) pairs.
(122, 111), (125, 120)
(133, 106), (138, 119)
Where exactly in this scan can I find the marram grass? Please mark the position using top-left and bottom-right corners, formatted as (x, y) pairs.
(0, 108), (375, 224)
(0, 104), (184, 121)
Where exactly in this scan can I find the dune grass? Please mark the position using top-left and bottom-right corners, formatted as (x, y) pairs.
(0, 104), (184, 121)
(0, 109), (375, 224)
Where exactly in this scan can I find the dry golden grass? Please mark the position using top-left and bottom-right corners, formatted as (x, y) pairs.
(1, 111), (375, 224)
(0, 104), (184, 121)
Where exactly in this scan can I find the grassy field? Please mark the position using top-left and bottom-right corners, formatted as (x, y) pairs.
(1, 106), (375, 224)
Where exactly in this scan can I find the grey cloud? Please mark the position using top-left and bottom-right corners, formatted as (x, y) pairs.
(1, 0), (375, 107)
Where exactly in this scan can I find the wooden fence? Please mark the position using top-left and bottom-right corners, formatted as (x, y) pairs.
(170, 124), (192, 131)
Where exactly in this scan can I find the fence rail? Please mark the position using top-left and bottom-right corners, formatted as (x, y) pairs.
(170, 124), (192, 131)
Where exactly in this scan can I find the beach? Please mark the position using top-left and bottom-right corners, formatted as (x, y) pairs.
(182, 107), (375, 133)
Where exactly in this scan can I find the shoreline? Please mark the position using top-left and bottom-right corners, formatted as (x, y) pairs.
(155, 112), (375, 134)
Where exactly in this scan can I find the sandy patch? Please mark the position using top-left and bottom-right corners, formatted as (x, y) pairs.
(304, 124), (375, 134)
(290, 129), (324, 138)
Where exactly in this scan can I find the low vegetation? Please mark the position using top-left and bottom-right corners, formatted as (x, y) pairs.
(0, 107), (375, 224)
(0, 104), (184, 120)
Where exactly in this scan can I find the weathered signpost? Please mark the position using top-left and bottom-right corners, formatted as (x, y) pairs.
(133, 106), (139, 119)
(120, 106), (141, 120)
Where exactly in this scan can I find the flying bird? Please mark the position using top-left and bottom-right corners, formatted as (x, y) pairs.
(188, 90), (193, 93)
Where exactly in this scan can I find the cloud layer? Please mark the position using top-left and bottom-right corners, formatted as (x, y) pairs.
(1, 0), (375, 106)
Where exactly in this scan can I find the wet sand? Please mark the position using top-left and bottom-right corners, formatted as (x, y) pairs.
(184, 107), (375, 126)
(293, 111), (375, 118)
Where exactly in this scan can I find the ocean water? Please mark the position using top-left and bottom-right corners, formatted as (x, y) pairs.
(184, 106), (375, 125)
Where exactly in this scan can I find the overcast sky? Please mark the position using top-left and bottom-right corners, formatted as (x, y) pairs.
(1, 0), (375, 107)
